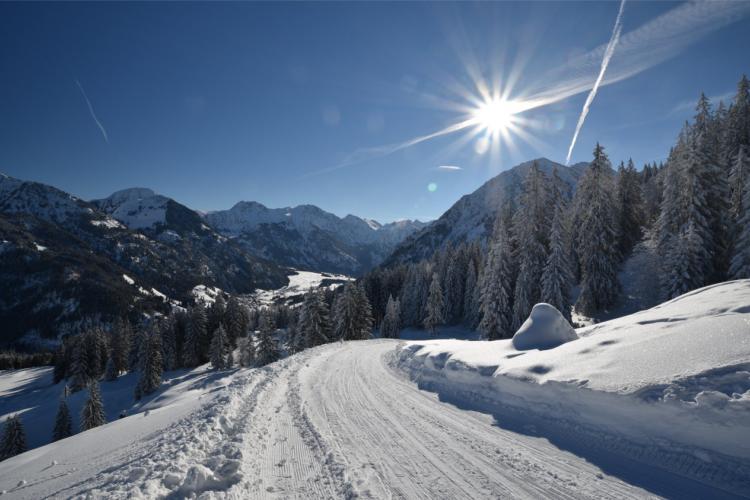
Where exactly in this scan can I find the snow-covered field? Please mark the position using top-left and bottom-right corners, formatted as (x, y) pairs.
(1, 281), (748, 498)
(396, 280), (750, 496)
(253, 269), (352, 306)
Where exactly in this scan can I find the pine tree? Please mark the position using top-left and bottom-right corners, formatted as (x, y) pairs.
(160, 318), (177, 371)
(381, 295), (402, 339)
(353, 284), (374, 340)
(225, 297), (248, 348)
(128, 328), (145, 373)
(479, 216), (515, 339)
(297, 290), (331, 348)
(730, 145), (750, 222)
(81, 381), (106, 431)
(0, 415), (27, 460)
(462, 259), (481, 328)
(135, 331), (163, 398)
(52, 397), (73, 441)
(69, 337), (89, 392)
(511, 161), (550, 330)
(209, 325), (228, 370)
(111, 318), (132, 374)
(616, 159), (645, 257)
(103, 353), (118, 381)
(443, 247), (467, 325)
(424, 273), (445, 335)
(730, 168), (750, 279)
(541, 202), (574, 322)
(256, 309), (280, 366)
(574, 143), (620, 315)
(183, 304), (207, 367)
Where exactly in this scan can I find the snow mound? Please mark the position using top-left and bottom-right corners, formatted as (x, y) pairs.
(512, 303), (577, 350)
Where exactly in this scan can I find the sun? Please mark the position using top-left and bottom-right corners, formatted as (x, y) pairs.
(471, 98), (517, 134)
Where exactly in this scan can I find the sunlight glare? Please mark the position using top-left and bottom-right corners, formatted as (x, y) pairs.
(472, 98), (517, 134)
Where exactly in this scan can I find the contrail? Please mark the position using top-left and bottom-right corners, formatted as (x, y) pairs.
(75, 80), (109, 143)
(565, 0), (625, 165)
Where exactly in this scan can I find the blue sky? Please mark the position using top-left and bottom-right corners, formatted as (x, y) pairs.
(1, 2), (749, 222)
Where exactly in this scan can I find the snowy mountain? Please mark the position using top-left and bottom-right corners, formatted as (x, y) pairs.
(384, 158), (589, 265)
(0, 174), (288, 347)
(205, 201), (427, 275)
(1, 280), (748, 498)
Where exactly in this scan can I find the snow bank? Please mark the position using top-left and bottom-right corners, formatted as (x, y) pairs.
(394, 280), (750, 494)
(511, 303), (577, 350)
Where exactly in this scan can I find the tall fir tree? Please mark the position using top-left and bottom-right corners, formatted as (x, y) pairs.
(479, 215), (515, 339)
(511, 161), (550, 330)
(616, 159), (645, 257)
(256, 309), (280, 366)
(381, 295), (402, 339)
(730, 166), (750, 279)
(103, 353), (118, 381)
(69, 337), (89, 392)
(225, 297), (248, 349)
(423, 273), (445, 335)
(0, 415), (26, 461)
(541, 202), (574, 322)
(81, 381), (106, 431)
(52, 396), (73, 441)
(111, 318), (132, 374)
(183, 304), (207, 367)
(209, 325), (229, 370)
(573, 143), (620, 315)
(297, 290), (331, 348)
(135, 330), (163, 399)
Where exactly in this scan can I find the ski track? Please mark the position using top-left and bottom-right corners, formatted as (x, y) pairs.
(21, 340), (745, 499)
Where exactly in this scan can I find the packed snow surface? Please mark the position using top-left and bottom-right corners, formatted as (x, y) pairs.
(512, 303), (578, 350)
(253, 269), (352, 305)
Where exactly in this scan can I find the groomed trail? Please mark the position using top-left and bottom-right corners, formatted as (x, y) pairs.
(3, 341), (742, 499)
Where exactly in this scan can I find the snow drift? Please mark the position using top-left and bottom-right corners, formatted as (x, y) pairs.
(511, 303), (577, 350)
(394, 280), (750, 495)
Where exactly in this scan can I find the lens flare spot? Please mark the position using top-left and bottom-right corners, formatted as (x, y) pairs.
(474, 137), (490, 155)
(427, 182), (438, 192)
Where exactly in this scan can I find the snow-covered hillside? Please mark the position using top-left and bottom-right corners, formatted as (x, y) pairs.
(93, 188), (170, 230)
(1, 281), (748, 499)
(253, 269), (353, 306)
(395, 280), (750, 494)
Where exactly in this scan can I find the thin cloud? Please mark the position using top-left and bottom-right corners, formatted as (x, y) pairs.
(437, 165), (462, 171)
(75, 80), (109, 143)
(565, 0), (625, 165)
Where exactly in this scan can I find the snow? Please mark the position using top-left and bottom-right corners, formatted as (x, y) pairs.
(395, 280), (750, 491)
(94, 188), (168, 230)
(253, 269), (352, 306)
(512, 303), (578, 350)
(121, 274), (134, 285)
(90, 218), (124, 229)
(191, 284), (223, 305)
(32, 243), (46, 252)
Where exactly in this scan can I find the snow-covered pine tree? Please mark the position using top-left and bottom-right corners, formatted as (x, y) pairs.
(730, 166), (750, 279)
(616, 159), (645, 257)
(353, 284), (374, 340)
(111, 318), (132, 374)
(103, 353), (118, 381)
(462, 259), (481, 329)
(69, 337), (89, 392)
(381, 294), (401, 339)
(541, 199), (574, 323)
(332, 284), (357, 341)
(0, 415), (26, 460)
(424, 273), (445, 335)
(730, 145), (750, 222)
(511, 161), (551, 330)
(128, 327), (145, 373)
(297, 290), (331, 348)
(256, 309), (280, 366)
(208, 294), (227, 338)
(183, 304), (207, 367)
(209, 325), (228, 370)
(160, 318), (177, 371)
(574, 143), (620, 315)
(225, 297), (248, 349)
(81, 381), (106, 431)
(479, 215), (515, 339)
(135, 330), (163, 398)
(443, 247), (467, 325)
(52, 396), (73, 441)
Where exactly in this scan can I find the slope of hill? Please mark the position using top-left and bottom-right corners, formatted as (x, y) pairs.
(0, 175), (288, 347)
(205, 201), (427, 275)
(1, 281), (748, 499)
(384, 158), (588, 265)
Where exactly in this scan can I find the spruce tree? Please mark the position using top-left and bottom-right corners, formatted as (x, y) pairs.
(160, 318), (177, 371)
(111, 318), (132, 374)
(730, 169), (750, 279)
(479, 216), (515, 339)
(69, 337), (89, 392)
(104, 353), (118, 381)
(225, 297), (248, 348)
(183, 304), (207, 367)
(541, 203), (574, 322)
(730, 145), (750, 222)
(81, 381), (106, 431)
(0, 415), (27, 460)
(424, 273), (445, 335)
(353, 284), (374, 340)
(574, 143), (620, 315)
(616, 159), (645, 257)
(209, 325), (228, 370)
(256, 309), (280, 366)
(136, 331), (163, 398)
(297, 290), (331, 348)
(53, 397), (73, 441)
(381, 295), (402, 339)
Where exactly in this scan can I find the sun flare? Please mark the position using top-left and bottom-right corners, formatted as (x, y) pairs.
(472, 98), (518, 134)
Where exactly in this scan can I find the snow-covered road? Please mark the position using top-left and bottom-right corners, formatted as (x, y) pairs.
(2, 340), (742, 499)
